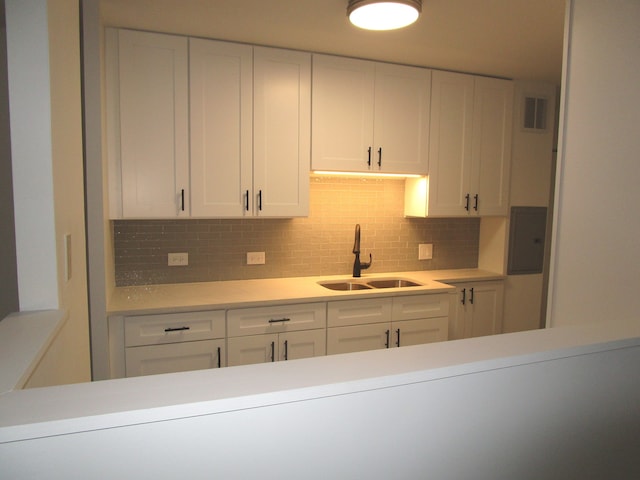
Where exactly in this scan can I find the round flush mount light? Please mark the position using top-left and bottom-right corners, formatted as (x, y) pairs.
(347, 0), (422, 31)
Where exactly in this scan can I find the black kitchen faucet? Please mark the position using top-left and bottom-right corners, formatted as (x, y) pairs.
(352, 224), (372, 277)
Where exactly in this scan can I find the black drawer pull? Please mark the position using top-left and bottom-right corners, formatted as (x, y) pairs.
(268, 317), (291, 323)
(164, 326), (190, 332)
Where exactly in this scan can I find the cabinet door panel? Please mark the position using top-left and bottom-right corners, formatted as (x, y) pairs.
(280, 329), (326, 361)
(227, 303), (326, 337)
(467, 283), (504, 338)
(227, 334), (278, 367)
(125, 339), (224, 377)
(124, 310), (225, 347)
(428, 71), (475, 216)
(311, 54), (375, 171)
(189, 39), (253, 217)
(327, 298), (392, 327)
(393, 318), (448, 347)
(111, 29), (189, 218)
(392, 294), (449, 321)
(254, 47), (310, 217)
(374, 63), (430, 174)
(472, 77), (514, 216)
(327, 323), (391, 355)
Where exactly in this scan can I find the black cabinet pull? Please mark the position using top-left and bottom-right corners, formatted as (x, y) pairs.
(216, 346), (221, 368)
(270, 341), (275, 362)
(396, 328), (401, 347)
(377, 147), (382, 167)
(258, 190), (263, 211)
(470, 287), (475, 305)
(268, 317), (291, 323)
(385, 329), (390, 348)
(473, 194), (479, 211)
(244, 190), (249, 211)
(284, 340), (289, 361)
(181, 189), (185, 211)
(464, 194), (470, 211)
(164, 326), (190, 332)
(461, 288), (466, 305)
(367, 146), (372, 166)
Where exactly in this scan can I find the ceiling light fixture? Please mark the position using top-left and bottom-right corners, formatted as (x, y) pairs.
(347, 0), (422, 31)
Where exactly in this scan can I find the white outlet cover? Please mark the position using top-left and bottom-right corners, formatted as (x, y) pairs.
(247, 252), (266, 265)
(419, 244), (433, 260)
(168, 252), (189, 266)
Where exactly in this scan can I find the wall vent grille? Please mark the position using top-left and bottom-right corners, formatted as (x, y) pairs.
(523, 96), (547, 131)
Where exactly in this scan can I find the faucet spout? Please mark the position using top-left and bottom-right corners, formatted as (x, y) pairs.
(352, 224), (372, 277)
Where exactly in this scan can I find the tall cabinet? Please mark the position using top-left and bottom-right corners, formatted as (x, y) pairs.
(107, 29), (310, 219)
(405, 71), (513, 217)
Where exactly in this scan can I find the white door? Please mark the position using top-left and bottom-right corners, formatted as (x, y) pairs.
(428, 71), (475, 216)
(227, 334), (279, 366)
(253, 47), (311, 217)
(327, 323), (391, 355)
(471, 77), (514, 216)
(189, 38), (253, 217)
(279, 329), (326, 361)
(125, 339), (224, 377)
(112, 29), (189, 218)
(373, 63), (430, 174)
(311, 54), (375, 172)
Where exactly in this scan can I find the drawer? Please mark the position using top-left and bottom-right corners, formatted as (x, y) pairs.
(327, 297), (393, 327)
(392, 294), (449, 321)
(124, 310), (225, 347)
(227, 302), (326, 337)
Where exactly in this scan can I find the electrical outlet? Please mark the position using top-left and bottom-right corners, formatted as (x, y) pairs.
(418, 243), (433, 260)
(168, 252), (188, 266)
(247, 251), (266, 265)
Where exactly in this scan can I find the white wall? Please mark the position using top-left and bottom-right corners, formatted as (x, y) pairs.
(548, 0), (640, 327)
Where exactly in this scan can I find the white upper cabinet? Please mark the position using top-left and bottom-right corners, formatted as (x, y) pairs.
(189, 39), (253, 217)
(405, 71), (513, 217)
(106, 28), (189, 218)
(312, 54), (430, 174)
(253, 47), (310, 217)
(107, 29), (310, 219)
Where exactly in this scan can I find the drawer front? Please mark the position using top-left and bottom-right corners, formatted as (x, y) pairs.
(125, 339), (225, 377)
(125, 310), (225, 347)
(327, 297), (392, 327)
(327, 323), (392, 355)
(227, 302), (326, 337)
(391, 294), (449, 321)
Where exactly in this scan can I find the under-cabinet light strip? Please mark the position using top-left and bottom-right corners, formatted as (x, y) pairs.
(312, 171), (423, 179)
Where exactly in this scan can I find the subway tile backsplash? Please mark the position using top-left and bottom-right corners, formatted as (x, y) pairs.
(113, 177), (479, 286)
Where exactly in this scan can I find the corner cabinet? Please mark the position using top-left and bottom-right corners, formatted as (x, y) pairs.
(447, 280), (504, 340)
(106, 28), (310, 219)
(326, 294), (449, 355)
(226, 303), (326, 366)
(405, 71), (513, 217)
(311, 54), (430, 175)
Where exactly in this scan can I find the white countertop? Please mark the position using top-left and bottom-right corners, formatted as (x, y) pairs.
(108, 268), (504, 315)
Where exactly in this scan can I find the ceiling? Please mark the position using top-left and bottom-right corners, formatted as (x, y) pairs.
(100, 0), (566, 84)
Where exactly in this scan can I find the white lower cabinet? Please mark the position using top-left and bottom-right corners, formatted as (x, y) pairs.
(327, 294), (449, 355)
(448, 280), (504, 340)
(123, 310), (226, 377)
(226, 303), (327, 367)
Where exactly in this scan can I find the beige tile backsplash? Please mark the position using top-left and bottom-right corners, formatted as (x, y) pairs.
(113, 177), (480, 286)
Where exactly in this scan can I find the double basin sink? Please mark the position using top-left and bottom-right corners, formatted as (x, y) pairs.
(318, 277), (422, 291)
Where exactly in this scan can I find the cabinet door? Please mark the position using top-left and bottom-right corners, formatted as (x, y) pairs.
(253, 47), (311, 217)
(227, 334), (279, 366)
(466, 281), (504, 338)
(107, 29), (189, 218)
(311, 54), (375, 172)
(327, 323), (392, 355)
(471, 77), (514, 216)
(392, 318), (448, 347)
(427, 71), (475, 216)
(279, 329), (326, 361)
(189, 39), (253, 217)
(374, 63), (430, 174)
(125, 339), (224, 377)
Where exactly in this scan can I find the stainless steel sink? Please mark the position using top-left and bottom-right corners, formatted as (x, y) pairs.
(318, 277), (423, 291)
(366, 279), (422, 289)
(319, 281), (372, 291)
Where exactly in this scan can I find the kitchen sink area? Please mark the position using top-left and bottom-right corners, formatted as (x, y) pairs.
(318, 277), (424, 291)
